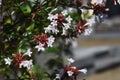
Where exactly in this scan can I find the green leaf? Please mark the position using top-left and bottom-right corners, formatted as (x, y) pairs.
(46, 47), (59, 52)
(50, 8), (57, 14)
(26, 23), (34, 31)
(20, 4), (31, 14)
(4, 18), (12, 25)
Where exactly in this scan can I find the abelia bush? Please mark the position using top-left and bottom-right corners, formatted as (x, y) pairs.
(1, 0), (119, 80)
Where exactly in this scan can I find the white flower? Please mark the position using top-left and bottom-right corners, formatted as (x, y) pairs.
(61, 27), (67, 35)
(84, 28), (93, 36)
(61, 10), (68, 16)
(67, 71), (74, 76)
(35, 43), (45, 51)
(47, 13), (58, 21)
(51, 27), (59, 34)
(67, 58), (75, 65)
(23, 48), (32, 57)
(47, 36), (55, 47)
(66, 16), (72, 24)
(44, 25), (59, 34)
(47, 14), (54, 21)
(51, 20), (57, 27)
(63, 23), (70, 30)
(55, 74), (60, 79)
(20, 60), (33, 70)
(44, 25), (52, 33)
(4, 57), (12, 65)
(79, 68), (87, 74)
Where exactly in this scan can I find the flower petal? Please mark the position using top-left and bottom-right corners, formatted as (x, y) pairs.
(79, 68), (87, 74)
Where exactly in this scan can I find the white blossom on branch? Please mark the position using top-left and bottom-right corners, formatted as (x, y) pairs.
(47, 36), (55, 47)
(4, 57), (12, 65)
(20, 60), (33, 70)
(23, 48), (32, 57)
(35, 43), (45, 51)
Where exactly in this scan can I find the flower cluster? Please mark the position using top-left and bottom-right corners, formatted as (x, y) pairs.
(4, 49), (33, 70)
(76, 19), (94, 36)
(34, 10), (74, 52)
(12, 53), (25, 67)
(34, 33), (55, 51)
(76, 20), (87, 34)
(93, 3), (105, 15)
(34, 10), (94, 52)
(44, 10), (72, 36)
(55, 58), (87, 80)
(87, 1), (105, 16)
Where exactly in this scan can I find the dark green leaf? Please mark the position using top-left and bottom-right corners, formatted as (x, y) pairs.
(26, 23), (34, 31)
(46, 47), (59, 52)
(20, 4), (31, 14)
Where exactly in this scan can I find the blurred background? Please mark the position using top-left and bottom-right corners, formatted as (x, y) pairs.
(70, 0), (120, 80)
(72, 18), (120, 80)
